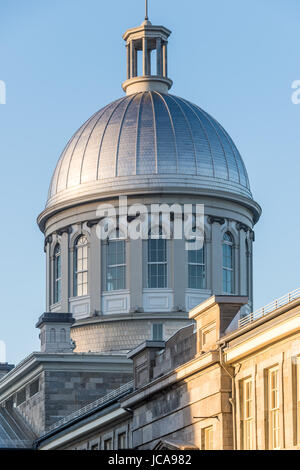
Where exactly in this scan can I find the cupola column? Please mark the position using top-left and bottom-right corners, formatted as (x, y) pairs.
(126, 44), (130, 80)
(130, 41), (136, 78)
(143, 37), (149, 76)
(156, 37), (162, 76)
(162, 42), (168, 77)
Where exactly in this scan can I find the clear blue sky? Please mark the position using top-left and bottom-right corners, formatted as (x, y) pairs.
(1, 0), (300, 365)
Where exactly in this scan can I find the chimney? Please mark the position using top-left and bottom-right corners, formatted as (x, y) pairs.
(36, 312), (75, 353)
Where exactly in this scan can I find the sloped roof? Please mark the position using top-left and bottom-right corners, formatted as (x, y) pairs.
(0, 407), (35, 449)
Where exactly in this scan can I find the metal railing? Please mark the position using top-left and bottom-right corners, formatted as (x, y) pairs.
(238, 287), (300, 328)
(44, 380), (134, 435)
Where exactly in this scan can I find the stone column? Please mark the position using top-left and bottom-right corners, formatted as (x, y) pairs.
(238, 228), (247, 296)
(143, 38), (148, 76)
(126, 44), (130, 80)
(156, 38), (162, 76)
(89, 224), (101, 315)
(162, 42), (168, 77)
(60, 231), (69, 312)
(134, 48), (138, 77)
(173, 237), (186, 310)
(45, 237), (52, 311)
(208, 217), (224, 295)
(129, 239), (143, 312)
(130, 41), (135, 78)
(147, 49), (151, 75)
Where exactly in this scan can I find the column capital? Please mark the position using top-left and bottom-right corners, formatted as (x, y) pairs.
(207, 216), (225, 226)
(57, 227), (72, 236)
(236, 222), (250, 233)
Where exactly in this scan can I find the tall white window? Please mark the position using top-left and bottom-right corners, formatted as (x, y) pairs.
(241, 378), (253, 450)
(223, 232), (234, 294)
(107, 230), (126, 291)
(268, 367), (280, 449)
(148, 228), (167, 288)
(54, 244), (62, 303)
(74, 235), (88, 297)
(202, 426), (213, 450)
(188, 241), (206, 289)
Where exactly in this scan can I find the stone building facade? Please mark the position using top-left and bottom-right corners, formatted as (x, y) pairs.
(35, 291), (300, 450)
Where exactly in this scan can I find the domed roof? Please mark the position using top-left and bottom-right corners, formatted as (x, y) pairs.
(47, 91), (252, 210)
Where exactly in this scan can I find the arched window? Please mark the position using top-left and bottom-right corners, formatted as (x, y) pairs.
(148, 228), (167, 288)
(74, 235), (88, 297)
(50, 328), (56, 343)
(53, 244), (62, 304)
(106, 229), (126, 291)
(223, 232), (234, 294)
(188, 239), (206, 289)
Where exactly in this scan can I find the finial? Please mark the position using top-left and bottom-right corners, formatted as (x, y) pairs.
(145, 0), (149, 21)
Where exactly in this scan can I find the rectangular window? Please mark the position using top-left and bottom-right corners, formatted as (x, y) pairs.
(74, 236), (88, 297)
(16, 388), (26, 406)
(202, 426), (213, 450)
(240, 378), (253, 450)
(148, 238), (167, 288)
(188, 246), (206, 289)
(29, 379), (39, 397)
(117, 433), (127, 449)
(104, 438), (113, 450)
(107, 240), (126, 291)
(152, 323), (163, 341)
(268, 367), (280, 449)
(90, 443), (99, 451)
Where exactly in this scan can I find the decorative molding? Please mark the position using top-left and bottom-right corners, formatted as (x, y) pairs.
(207, 216), (225, 226)
(57, 227), (72, 236)
(86, 219), (102, 228)
(143, 289), (173, 312)
(44, 235), (53, 252)
(250, 230), (255, 241)
(102, 291), (130, 315)
(236, 222), (250, 233)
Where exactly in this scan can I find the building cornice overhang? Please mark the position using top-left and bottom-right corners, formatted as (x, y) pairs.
(220, 300), (300, 363)
(72, 312), (189, 329)
(38, 183), (261, 232)
(122, 24), (171, 42)
(0, 353), (132, 401)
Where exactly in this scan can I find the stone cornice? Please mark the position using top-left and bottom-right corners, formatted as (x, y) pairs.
(38, 186), (262, 233)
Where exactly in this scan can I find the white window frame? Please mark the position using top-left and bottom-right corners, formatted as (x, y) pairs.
(106, 230), (126, 292)
(240, 377), (253, 450)
(268, 366), (280, 450)
(202, 426), (213, 450)
(74, 235), (88, 297)
(188, 240), (206, 290)
(53, 244), (62, 304)
(147, 229), (167, 289)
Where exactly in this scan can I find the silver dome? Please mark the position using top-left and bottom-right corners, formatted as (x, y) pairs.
(47, 92), (252, 209)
